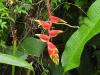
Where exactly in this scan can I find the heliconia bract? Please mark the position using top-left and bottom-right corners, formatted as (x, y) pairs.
(49, 30), (63, 37)
(50, 15), (66, 23)
(47, 42), (59, 65)
(34, 20), (50, 30)
(35, 34), (50, 42)
(47, 42), (57, 49)
(34, 0), (67, 65)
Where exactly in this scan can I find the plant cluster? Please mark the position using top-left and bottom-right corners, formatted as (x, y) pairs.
(35, 0), (67, 65)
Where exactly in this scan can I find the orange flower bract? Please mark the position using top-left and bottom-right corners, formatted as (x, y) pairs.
(47, 42), (57, 50)
(47, 42), (59, 65)
(35, 34), (50, 42)
(34, 20), (50, 30)
(49, 30), (63, 37)
(50, 15), (66, 23)
(34, 0), (66, 65)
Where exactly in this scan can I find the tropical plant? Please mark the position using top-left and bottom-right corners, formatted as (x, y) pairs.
(61, 0), (100, 74)
(34, 0), (79, 66)
(0, 0), (34, 75)
(34, 0), (65, 65)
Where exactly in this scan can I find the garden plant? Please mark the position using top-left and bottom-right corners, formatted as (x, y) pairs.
(0, 0), (100, 75)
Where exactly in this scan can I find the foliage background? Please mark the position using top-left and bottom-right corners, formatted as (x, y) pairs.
(1, 0), (100, 75)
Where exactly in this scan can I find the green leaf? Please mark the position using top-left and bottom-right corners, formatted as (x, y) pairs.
(29, 0), (32, 3)
(52, 0), (57, 3)
(61, 0), (100, 73)
(3, 46), (28, 60)
(17, 37), (46, 57)
(0, 39), (6, 48)
(0, 52), (34, 71)
(1, 21), (7, 29)
(58, 0), (61, 3)
(24, 4), (33, 11)
(63, 4), (70, 10)
(20, 10), (27, 14)
(51, 65), (64, 75)
(16, 51), (28, 60)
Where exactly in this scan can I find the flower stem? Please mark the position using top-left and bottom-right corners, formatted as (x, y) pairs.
(27, 69), (31, 75)
(12, 30), (17, 75)
(27, 62), (33, 75)
(47, 0), (51, 17)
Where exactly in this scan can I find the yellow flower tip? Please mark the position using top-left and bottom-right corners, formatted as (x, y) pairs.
(35, 34), (40, 37)
(55, 60), (59, 65)
(61, 19), (67, 23)
(34, 20), (41, 24)
(59, 30), (63, 33)
(53, 58), (59, 65)
(55, 48), (59, 52)
(34, 20), (40, 22)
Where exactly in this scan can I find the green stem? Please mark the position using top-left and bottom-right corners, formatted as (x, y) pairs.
(27, 62), (33, 75)
(12, 30), (17, 75)
(12, 66), (15, 75)
(27, 69), (31, 75)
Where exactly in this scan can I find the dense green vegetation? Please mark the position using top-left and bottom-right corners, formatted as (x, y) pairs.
(1, 0), (100, 75)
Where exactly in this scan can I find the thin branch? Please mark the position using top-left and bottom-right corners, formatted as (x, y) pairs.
(32, 0), (44, 5)
(54, 23), (79, 28)
(51, 2), (87, 16)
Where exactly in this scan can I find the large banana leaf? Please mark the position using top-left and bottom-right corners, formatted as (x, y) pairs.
(0, 52), (34, 71)
(61, 0), (100, 73)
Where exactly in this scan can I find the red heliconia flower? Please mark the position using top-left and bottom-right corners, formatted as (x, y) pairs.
(35, 34), (50, 42)
(49, 30), (63, 37)
(50, 15), (66, 23)
(34, 20), (50, 30)
(47, 42), (59, 65)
